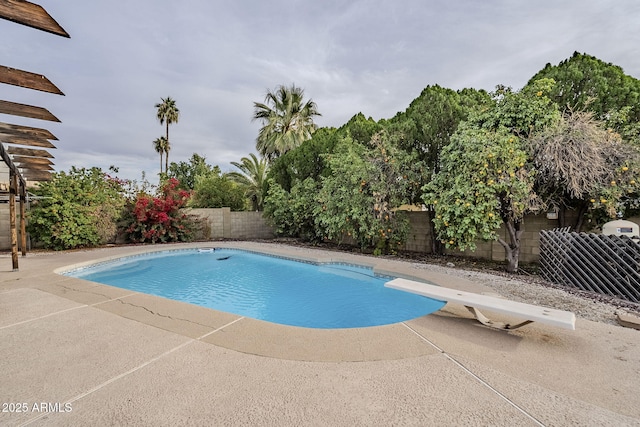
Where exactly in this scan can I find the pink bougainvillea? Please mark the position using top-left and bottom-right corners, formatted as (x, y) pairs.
(124, 178), (194, 243)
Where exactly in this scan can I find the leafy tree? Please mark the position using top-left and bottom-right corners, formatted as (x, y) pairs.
(268, 114), (384, 192)
(253, 84), (321, 160)
(339, 112), (385, 146)
(605, 106), (640, 147)
(424, 125), (536, 272)
(424, 82), (559, 272)
(263, 177), (320, 240)
(528, 110), (640, 229)
(268, 127), (340, 191)
(388, 85), (491, 253)
(190, 172), (246, 210)
(263, 180), (296, 237)
(227, 153), (270, 211)
(28, 167), (126, 250)
(155, 96), (180, 171)
(528, 52), (640, 142)
(153, 136), (168, 174)
(123, 177), (193, 243)
(167, 153), (216, 190)
(315, 133), (423, 253)
(390, 85), (490, 173)
(476, 79), (560, 136)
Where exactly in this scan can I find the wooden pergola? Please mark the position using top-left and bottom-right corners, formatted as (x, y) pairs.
(0, 0), (69, 270)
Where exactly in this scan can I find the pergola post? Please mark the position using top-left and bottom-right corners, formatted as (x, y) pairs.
(9, 169), (18, 270)
(20, 184), (27, 256)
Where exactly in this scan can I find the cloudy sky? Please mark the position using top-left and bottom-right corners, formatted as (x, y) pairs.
(2, 0), (639, 184)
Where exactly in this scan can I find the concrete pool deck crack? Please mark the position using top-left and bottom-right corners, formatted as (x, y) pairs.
(401, 322), (547, 427)
(111, 298), (176, 319)
(38, 281), (123, 302)
(9, 283), (237, 338)
(106, 298), (228, 331)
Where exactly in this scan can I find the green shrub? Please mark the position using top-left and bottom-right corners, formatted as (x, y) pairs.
(190, 173), (246, 210)
(27, 167), (126, 250)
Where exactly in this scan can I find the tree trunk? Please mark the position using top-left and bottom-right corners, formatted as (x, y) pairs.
(427, 209), (444, 254)
(497, 219), (524, 273)
(574, 202), (588, 232)
(558, 206), (567, 229)
(165, 122), (170, 173)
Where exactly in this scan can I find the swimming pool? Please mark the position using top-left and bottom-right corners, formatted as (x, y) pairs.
(64, 248), (445, 329)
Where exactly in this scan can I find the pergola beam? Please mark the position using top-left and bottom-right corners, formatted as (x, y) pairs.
(6, 146), (53, 158)
(2, 137), (56, 148)
(0, 0), (69, 37)
(21, 169), (51, 180)
(13, 155), (53, 165)
(0, 122), (58, 139)
(0, 65), (64, 95)
(17, 163), (53, 171)
(0, 100), (60, 122)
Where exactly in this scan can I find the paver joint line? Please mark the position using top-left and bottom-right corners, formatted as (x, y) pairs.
(0, 292), (139, 330)
(0, 305), (84, 331)
(18, 316), (246, 427)
(400, 322), (547, 427)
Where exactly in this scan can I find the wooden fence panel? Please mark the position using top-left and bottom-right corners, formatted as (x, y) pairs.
(540, 229), (640, 303)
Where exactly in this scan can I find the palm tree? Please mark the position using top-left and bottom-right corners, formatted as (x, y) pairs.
(227, 153), (270, 211)
(252, 84), (321, 160)
(153, 136), (168, 173)
(155, 97), (180, 171)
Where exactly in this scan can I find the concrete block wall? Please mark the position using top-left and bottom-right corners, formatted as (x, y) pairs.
(188, 208), (274, 240)
(399, 209), (597, 264)
(402, 211), (432, 252)
(186, 207), (229, 239)
(442, 211), (588, 264)
(230, 211), (275, 239)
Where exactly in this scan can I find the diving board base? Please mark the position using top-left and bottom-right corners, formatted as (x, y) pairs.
(465, 306), (534, 330)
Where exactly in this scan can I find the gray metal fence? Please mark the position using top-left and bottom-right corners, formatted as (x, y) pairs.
(539, 229), (640, 303)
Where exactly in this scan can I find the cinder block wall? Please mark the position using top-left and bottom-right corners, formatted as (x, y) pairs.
(399, 209), (604, 264)
(188, 208), (274, 240)
(402, 211), (432, 252)
(443, 211), (588, 264)
(230, 211), (275, 239)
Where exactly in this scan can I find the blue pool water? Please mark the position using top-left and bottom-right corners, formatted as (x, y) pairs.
(64, 249), (445, 329)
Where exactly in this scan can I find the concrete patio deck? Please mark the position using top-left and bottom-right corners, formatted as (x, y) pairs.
(1, 242), (639, 426)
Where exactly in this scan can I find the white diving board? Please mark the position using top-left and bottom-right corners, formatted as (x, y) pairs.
(386, 278), (576, 331)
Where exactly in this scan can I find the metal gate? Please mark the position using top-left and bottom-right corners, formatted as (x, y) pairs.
(539, 229), (640, 303)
